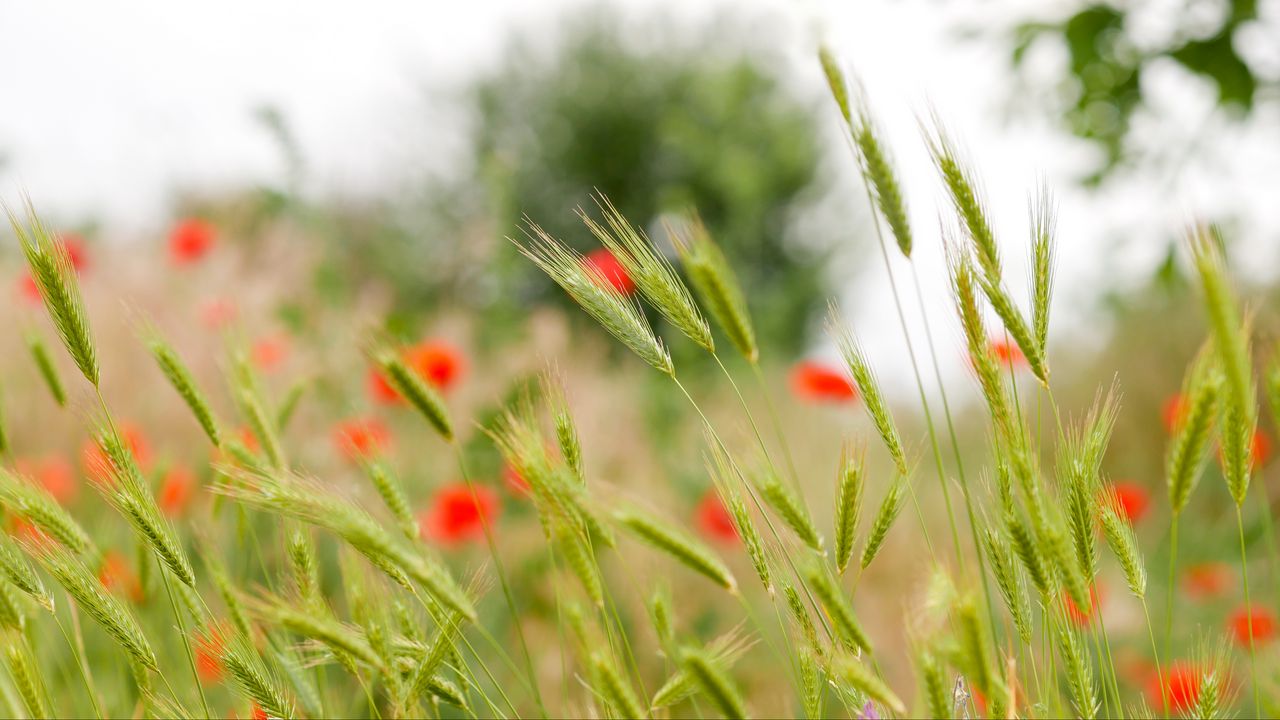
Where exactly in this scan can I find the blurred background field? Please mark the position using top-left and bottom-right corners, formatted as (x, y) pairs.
(2, 0), (1280, 717)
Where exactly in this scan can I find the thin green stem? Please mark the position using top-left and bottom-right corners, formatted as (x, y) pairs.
(1141, 599), (1167, 716)
(54, 603), (104, 719)
(748, 361), (804, 494)
(1164, 513), (1179, 665)
(451, 441), (547, 719)
(714, 354), (804, 502)
(1236, 504), (1260, 715)
(159, 565), (211, 719)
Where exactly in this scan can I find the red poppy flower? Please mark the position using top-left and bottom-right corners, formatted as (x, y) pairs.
(13, 456), (77, 505)
(989, 337), (1026, 369)
(582, 248), (635, 294)
(1250, 430), (1272, 467)
(98, 550), (144, 603)
(1228, 605), (1277, 647)
(1064, 585), (1102, 626)
(1103, 481), (1150, 523)
(1183, 562), (1231, 600)
(16, 273), (40, 304)
(159, 466), (197, 517)
(199, 298), (238, 329)
(332, 418), (391, 460)
(194, 624), (227, 684)
(695, 490), (738, 543)
(368, 367), (400, 403)
(503, 463), (530, 496)
(170, 218), (217, 265)
(1162, 394), (1189, 434)
(790, 362), (857, 403)
(251, 335), (289, 372)
(420, 484), (498, 544)
(81, 424), (152, 483)
(251, 702), (268, 720)
(1148, 661), (1201, 713)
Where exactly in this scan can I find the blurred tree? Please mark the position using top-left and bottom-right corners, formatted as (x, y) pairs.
(465, 10), (831, 356)
(1008, 0), (1276, 183)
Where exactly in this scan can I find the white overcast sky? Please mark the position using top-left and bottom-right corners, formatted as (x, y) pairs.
(2, 0), (1278, 385)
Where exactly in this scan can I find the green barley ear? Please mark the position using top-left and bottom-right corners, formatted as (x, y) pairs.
(803, 561), (872, 653)
(553, 518), (603, 608)
(27, 540), (158, 672)
(205, 553), (253, 639)
(614, 506), (736, 593)
(0, 469), (92, 554)
(831, 307), (909, 474)
(1191, 226), (1254, 428)
(8, 201), (98, 387)
(25, 332), (66, 407)
(1030, 186), (1057, 356)
(917, 648), (951, 719)
(374, 347), (453, 441)
(1005, 509), (1055, 599)
(652, 630), (755, 709)
(861, 473), (907, 571)
(2, 630), (48, 719)
(222, 632), (297, 719)
(925, 122), (1000, 283)
(401, 612), (463, 714)
(590, 651), (646, 719)
(649, 585), (676, 655)
(782, 582), (819, 654)
(0, 539), (51, 611)
(91, 430), (196, 587)
(831, 652), (905, 714)
(947, 243), (1016, 442)
(1099, 495), (1146, 599)
(286, 526), (319, 605)
(275, 377), (309, 431)
(798, 647), (824, 719)
(251, 594), (384, 672)
(982, 527), (1032, 644)
(834, 443), (865, 574)
(980, 276), (1049, 384)
(818, 45), (851, 124)
(679, 645), (748, 720)
(1057, 388), (1119, 584)
(755, 467), (822, 553)
(236, 386), (285, 471)
(145, 328), (222, 447)
(669, 215), (758, 363)
(581, 195), (713, 353)
(706, 444), (771, 593)
(851, 103), (913, 258)
(542, 367), (584, 483)
(515, 221), (673, 375)
(1056, 618), (1098, 719)
(363, 460), (418, 540)
(1192, 642), (1234, 719)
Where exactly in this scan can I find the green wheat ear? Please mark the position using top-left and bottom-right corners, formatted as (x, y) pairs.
(514, 221), (673, 375)
(144, 326), (222, 447)
(830, 306), (909, 475)
(24, 332), (66, 407)
(613, 506), (737, 593)
(581, 194), (713, 353)
(8, 200), (99, 387)
(669, 214), (758, 363)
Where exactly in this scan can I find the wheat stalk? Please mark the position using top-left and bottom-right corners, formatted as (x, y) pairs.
(146, 329), (222, 447)
(669, 215), (758, 363)
(679, 645), (748, 720)
(833, 443), (865, 575)
(25, 332), (66, 407)
(832, 652), (905, 714)
(803, 561), (871, 654)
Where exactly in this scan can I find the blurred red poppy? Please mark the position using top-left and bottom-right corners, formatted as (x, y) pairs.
(98, 550), (144, 603)
(1148, 661), (1201, 713)
(421, 484), (498, 544)
(170, 218), (216, 265)
(1103, 481), (1150, 523)
(695, 491), (738, 543)
(199, 297), (238, 329)
(333, 418), (391, 460)
(1064, 585), (1102, 626)
(81, 424), (152, 483)
(194, 624), (227, 684)
(1162, 393), (1189, 434)
(582, 248), (635, 294)
(251, 335), (289, 372)
(369, 340), (466, 404)
(1183, 562), (1231, 600)
(251, 702), (268, 720)
(790, 362), (857, 403)
(1228, 605), (1277, 647)
(14, 456), (77, 505)
(159, 466), (197, 517)
(989, 337), (1026, 369)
